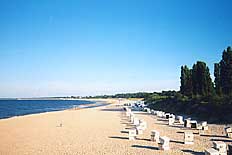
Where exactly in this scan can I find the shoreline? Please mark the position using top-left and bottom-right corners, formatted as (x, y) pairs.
(0, 98), (116, 121)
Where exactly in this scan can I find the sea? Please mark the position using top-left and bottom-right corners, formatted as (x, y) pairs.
(0, 99), (104, 119)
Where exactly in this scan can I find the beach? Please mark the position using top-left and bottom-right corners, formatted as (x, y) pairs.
(0, 99), (231, 155)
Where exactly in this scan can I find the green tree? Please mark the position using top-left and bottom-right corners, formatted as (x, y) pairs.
(220, 46), (232, 95)
(192, 61), (214, 97)
(180, 65), (193, 96)
(180, 66), (187, 94)
(214, 63), (222, 95)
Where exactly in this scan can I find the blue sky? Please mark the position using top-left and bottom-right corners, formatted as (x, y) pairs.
(0, 0), (232, 97)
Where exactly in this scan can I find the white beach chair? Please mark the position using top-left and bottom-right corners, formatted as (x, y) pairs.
(151, 130), (160, 143)
(213, 141), (227, 155)
(168, 117), (175, 125)
(158, 136), (170, 150)
(205, 148), (219, 155)
(128, 129), (137, 140)
(184, 131), (194, 144)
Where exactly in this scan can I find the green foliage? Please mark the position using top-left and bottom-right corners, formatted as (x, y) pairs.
(192, 61), (214, 97)
(146, 91), (232, 123)
(180, 61), (214, 98)
(180, 66), (193, 96)
(175, 93), (189, 102)
(145, 92), (168, 103)
(219, 46), (232, 95)
(214, 63), (222, 95)
(85, 92), (152, 99)
(113, 92), (150, 98)
(147, 46), (232, 123)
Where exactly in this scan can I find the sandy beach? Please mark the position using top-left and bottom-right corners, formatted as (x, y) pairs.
(0, 99), (231, 155)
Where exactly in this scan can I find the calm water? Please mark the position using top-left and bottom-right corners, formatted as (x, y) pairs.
(0, 100), (99, 119)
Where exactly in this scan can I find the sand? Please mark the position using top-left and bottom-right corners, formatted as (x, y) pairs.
(0, 99), (231, 155)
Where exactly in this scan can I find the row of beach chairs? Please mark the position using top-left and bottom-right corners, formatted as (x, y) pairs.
(123, 105), (232, 155)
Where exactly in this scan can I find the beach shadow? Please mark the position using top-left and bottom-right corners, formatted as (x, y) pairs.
(176, 131), (200, 135)
(101, 108), (123, 112)
(170, 139), (184, 144)
(131, 145), (158, 150)
(121, 130), (129, 134)
(210, 138), (232, 142)
(121, 118), (129, 121)
(169, 125), (183, 129)
(136, 138), (151, 142)
(125, 127), (136, 130)
(182, 149), (204, 155)
(200, 134), (227, 138)
(120, 120), (130, 123)
(109, 136), (128, 140)
(177, 131), (185, 134)
(136, 113), (151, 116)
(124, 123), (136, 127)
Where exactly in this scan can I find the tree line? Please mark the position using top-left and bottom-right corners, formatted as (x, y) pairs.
(84, 92), (151, 99)
(180, 46), (232, 98)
